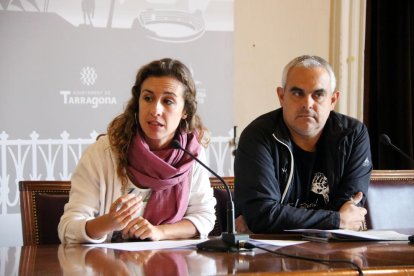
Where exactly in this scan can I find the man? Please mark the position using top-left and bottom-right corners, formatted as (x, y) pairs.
(235, 55), (371, 233)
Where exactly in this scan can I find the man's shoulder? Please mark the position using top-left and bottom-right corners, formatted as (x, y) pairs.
(240, 109), (290, 145)
(329, 111), (366, 131)
(245, 109), (281, 132)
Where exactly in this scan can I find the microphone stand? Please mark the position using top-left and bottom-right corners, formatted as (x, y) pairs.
(172, 140), (250, 252)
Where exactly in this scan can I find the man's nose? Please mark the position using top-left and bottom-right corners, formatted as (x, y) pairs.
(302, 95), (314, 109)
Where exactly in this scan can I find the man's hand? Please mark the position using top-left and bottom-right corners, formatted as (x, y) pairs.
(235, 215), (252, 234)
(339, 192), (368, 231)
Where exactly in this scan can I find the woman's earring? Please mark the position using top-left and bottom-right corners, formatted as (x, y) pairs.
(134, 112), (138, 126)
(181, 119), (189, 132)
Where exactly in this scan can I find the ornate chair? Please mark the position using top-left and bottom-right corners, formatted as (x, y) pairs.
(19, 181), (71, 245)
(366, 170), (414, 229)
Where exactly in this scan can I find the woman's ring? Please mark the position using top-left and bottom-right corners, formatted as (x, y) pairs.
(112, 202), (120, 211)
(133, 224), (139, 231)
(362, 220), (367, 231)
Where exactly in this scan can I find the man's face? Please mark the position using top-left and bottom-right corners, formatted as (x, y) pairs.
(277, 66), (339, 143)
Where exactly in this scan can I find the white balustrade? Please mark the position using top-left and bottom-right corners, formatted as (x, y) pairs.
(0, 130), (235, 215)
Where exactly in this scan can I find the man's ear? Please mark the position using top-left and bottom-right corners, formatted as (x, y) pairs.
(330, 90), (340, 109)
(277, 87), (284, 105)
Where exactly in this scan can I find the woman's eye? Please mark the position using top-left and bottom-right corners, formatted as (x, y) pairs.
(143, 95), (152, 102)
(164, 99), (174, 105)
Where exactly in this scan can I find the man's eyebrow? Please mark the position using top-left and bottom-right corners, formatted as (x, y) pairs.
(288, 87), (327, 94)
(313, 88), (327, 94)
(289, 86), (303, 92)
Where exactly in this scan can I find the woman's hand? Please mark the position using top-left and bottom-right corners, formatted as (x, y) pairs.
(107, 194), (143, 231)
(121, 218), (198, 241)
(86, 194), (143, 240)
(122, 217), (164, 241)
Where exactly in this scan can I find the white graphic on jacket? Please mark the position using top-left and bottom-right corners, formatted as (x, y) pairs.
(310, 172), (329, 204)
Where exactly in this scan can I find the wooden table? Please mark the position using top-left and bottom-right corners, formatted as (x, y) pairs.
(3, 235), (414, 275)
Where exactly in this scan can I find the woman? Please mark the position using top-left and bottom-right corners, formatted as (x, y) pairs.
(58, 58), (216, 244)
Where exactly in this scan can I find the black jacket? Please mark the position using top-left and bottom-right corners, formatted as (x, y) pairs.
(234, 109), (372, 233)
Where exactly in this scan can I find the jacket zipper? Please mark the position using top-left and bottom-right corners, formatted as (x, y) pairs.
(272, 133), (294, 204)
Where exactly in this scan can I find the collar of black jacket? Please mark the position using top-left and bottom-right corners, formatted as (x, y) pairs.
(272, 108), (354, 150)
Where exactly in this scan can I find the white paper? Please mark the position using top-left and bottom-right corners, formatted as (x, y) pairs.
(84, 238), (305, 251)
(85, 239), (206, 251)
(286, 229), (409, 241)
(249, 239), (308, 247)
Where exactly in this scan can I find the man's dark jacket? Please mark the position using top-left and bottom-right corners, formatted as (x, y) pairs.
(234, 108), (372, 233)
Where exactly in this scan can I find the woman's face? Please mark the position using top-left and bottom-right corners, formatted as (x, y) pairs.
(138, 76), (187, 150)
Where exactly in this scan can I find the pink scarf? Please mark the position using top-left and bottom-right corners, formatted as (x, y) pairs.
(126, 131), (200, 225)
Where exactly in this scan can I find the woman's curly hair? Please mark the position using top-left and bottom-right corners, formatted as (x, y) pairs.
(107, 58), (207, 186)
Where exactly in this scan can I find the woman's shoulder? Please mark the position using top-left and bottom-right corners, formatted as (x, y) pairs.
(197, 144), (207, 161)
(83, 134), (112, 158)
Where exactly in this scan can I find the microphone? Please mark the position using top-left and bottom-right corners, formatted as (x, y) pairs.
(171, 139), (250, 252)
(379, 134), (414, 164)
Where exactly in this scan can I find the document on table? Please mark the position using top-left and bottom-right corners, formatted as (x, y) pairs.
(286, 229), (410, 242)
(85, 239), (206, 251)
(85, 238), (306, 251)
(249, 239), (308, 247)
